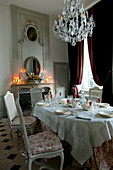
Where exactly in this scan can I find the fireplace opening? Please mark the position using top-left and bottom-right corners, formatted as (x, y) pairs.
(19, 88), (31, 113)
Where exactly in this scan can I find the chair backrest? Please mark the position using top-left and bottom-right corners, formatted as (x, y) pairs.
(16, 99), (32, 156)
(30, 87), (43, 107)
(4, 91), (18, 122)
(89, 86), (103, 102)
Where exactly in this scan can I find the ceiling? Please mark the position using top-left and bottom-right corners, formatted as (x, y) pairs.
(0, 0), (101, 15)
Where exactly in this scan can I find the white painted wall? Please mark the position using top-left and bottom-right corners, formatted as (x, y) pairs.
(0, 3), (12, 95)
(0, 4), (68, 117)
(0, 6), (68, 96)
(49, 15), (68, 78)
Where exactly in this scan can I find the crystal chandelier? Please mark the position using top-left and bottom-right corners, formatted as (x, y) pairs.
(53, 0), (95, 46)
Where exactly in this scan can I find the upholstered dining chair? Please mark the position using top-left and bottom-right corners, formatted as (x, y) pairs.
(30, 87), (52, 133)
(16, 100), (64, 170)
(89, 86), (103, 102)
(30, 87), (43, 109)
(4, 91), (37, 145)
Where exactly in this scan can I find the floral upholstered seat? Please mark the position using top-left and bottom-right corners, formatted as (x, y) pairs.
(16, 100), (64, 170)
(11, 116), (37, 127)
(28, 131), (62, 155)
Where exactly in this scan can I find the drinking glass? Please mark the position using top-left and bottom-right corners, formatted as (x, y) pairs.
(59, 92), (61, 97)
(67, 99), (70, 104)
(67, 95), (73, 104)
(45, 94), (49, 103)
(98, 97), (101, 103)
(72, 99), (76, 108)
(74, 94), (77, 98)
(50, 94), (53, 99)
(89, 100), (92, 107)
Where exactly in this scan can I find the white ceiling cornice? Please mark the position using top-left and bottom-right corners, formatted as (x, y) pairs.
(85, 0), (101, 10)
(0, 0), (101, 15)
(0, 1), (10, 6)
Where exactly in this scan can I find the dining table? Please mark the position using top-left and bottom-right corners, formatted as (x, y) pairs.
(33, 101), (113, 169)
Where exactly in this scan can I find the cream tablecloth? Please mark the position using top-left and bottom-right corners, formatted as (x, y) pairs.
(33, 104), (113, 165)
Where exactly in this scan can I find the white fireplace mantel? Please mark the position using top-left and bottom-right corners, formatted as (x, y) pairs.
(11, 82), (54, 99)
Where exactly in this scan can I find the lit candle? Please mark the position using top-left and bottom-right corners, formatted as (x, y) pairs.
(13, 76), (19, 84)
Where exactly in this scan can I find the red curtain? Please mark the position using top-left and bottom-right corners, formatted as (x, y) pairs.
(87, 36), (103, 86)
(87, 4), (112, 104)
(68, 41), (84, 95)
(87, 6), (110, 86)
(76, 41), (84, 85)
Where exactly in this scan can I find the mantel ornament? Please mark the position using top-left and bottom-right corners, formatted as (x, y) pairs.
(18, 20), (44, 46)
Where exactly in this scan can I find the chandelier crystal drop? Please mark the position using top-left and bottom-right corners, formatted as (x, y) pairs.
(53, 0), (95, 46)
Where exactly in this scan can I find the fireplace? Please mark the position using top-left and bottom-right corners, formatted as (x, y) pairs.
(19, 88), (31, 113)
(18, 87), (51, 113)
(11, 82), (54, 114)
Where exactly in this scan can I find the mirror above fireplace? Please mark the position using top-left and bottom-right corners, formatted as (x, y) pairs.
(24, 57), (41, 76)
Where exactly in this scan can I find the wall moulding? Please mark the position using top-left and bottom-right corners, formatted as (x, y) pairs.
(11, 5), (49, 81)
(18, 20), (45, 47)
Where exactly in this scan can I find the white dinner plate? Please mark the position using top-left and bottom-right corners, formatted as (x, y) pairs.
(97, 111), (113, 118)
(96, 103), (110, 108)
(37, 102), (46, 106)
(55, 109), (70, 115)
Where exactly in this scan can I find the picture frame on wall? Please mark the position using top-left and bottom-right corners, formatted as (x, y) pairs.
(26, 25), (38, 42)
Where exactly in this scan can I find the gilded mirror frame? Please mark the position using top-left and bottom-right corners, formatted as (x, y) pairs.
(24, 57), (41, 76)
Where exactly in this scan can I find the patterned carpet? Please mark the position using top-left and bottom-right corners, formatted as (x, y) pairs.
(0, 118), (82, 170)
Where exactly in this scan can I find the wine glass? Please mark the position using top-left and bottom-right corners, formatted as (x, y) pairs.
(98, 97), (101, 103)
(89, 100), (92, 107)
(74, 93), (77, 98)
(50, 94), (53, 99)
(59, 92), (61, 97)
(74, 89), (77, 98)
(67, 99), (70, 104)
(49, 94), (53, 105)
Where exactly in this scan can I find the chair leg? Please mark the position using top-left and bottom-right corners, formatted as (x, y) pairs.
(9, 128), (13, 146)
(60, 151), (64, 170)
(28, 158), (32, 170)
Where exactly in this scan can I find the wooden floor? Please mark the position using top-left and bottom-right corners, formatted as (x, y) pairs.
(0, 118), (83, 170)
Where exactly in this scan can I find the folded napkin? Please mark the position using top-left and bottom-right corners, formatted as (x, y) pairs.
(76, 112), (92, 120)
(96, 111), (113, 118)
